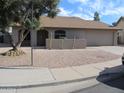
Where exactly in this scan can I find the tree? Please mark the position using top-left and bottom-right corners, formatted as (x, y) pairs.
(112, 22), (117, 26)
(94, 11), (100, 21)
(0, 0), (60, 56)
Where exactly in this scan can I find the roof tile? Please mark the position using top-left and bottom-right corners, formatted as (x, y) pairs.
(40, 16), (120, 30)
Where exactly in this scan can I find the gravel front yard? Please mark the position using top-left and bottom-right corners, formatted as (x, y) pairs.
(0, 48), (31, 67)
(33, 49), (120, 68)
(0, 48), (120, 68)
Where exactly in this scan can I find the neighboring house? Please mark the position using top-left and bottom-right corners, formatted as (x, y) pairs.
(114, 16), (124, 44)
(0, 16), (120, 48)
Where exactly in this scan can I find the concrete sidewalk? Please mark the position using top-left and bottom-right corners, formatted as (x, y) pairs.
(0, 58), (123, 88)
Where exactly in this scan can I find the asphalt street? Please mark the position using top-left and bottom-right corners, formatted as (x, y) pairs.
(71, 77), (124, 93)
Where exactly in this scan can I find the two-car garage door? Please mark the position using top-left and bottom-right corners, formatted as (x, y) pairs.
(86, 30), (114, 46)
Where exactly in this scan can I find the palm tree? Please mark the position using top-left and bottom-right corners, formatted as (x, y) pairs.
(0, 0), (60, 56)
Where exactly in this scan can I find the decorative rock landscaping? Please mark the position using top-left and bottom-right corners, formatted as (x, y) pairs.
(0, 47), (121, 68)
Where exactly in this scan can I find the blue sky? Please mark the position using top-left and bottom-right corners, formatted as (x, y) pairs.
(58, 0), (124, 25)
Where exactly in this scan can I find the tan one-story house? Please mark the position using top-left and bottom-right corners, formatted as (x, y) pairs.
(114, 16), (124, 44)
(0, 16), (121, 48)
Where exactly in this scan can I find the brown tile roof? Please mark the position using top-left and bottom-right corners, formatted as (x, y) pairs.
(40, 16), (120, 30)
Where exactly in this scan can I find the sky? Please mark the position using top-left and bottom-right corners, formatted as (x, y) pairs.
(58, 0), (124, 25)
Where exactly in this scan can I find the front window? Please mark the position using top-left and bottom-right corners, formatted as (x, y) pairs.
(55, 30), (66, 39)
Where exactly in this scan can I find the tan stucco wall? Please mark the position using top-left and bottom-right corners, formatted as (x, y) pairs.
(46, 39), (87, 49)
(46, 28), (116, 46)
(11, 27), (117, 47)
(31, 30), (37, 46)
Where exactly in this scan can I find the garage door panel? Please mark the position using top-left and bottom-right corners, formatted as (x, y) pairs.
(86, 31), (113, 46)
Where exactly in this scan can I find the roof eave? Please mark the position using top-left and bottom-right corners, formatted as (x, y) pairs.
(42, 26), (121, 30)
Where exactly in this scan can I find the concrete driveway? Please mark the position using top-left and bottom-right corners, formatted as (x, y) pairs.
(88, 46), (124, 55)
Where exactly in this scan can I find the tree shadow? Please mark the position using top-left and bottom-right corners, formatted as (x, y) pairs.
(97, 65), (124, 90)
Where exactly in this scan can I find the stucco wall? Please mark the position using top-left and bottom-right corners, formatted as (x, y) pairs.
(11, 27), (116, 47)
(46, 28), (116, 46)
(31, 30), (37, 46)
(46, 39), (87, 49)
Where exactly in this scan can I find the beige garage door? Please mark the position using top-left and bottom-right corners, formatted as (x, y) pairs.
(86, 30), (113, 46)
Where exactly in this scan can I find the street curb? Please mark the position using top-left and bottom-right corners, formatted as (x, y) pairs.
(0, 66), (45, 69)
(0, 76), (97, 89)
(0, 73), (123, 89)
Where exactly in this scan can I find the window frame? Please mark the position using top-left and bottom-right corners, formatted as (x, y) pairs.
(55, 30), (66, 39)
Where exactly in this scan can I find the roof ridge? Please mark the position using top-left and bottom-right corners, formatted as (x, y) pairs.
(41, 16), (85, 20)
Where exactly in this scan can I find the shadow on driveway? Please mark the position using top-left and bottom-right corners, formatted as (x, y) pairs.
(97, 65), (124, 90)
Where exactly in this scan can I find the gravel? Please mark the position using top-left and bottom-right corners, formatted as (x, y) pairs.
(0, 48), (120, 68)
(33, 49), (120, 68)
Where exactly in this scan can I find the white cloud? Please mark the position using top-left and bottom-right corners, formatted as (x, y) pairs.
(68, 0), (89, 4)
(88, 0), (104, 11)
(59, 0), (124, 23)
(59, 7), (72, 16)
(85, 0), (124, 17)
(102, 7), (124, 16)
(59, 6), (93, 20)
(73, 13), (93, 20)
(116, 7), (124, 15)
